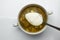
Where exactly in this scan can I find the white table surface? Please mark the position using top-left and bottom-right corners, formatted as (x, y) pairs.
(0, 0), (60, 40)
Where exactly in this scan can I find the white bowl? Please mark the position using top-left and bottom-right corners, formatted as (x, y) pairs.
(17, 4), (52, 35)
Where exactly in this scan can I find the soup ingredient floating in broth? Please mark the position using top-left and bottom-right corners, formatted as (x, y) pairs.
(25, 12), (43, 26)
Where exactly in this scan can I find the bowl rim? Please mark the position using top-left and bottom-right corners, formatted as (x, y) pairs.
(18, 4), (48, 35)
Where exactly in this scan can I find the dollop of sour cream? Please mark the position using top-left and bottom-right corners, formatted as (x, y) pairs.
(25, 12), (43, 26)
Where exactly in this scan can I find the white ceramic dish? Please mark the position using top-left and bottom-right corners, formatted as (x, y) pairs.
(16, 4), (52, 35)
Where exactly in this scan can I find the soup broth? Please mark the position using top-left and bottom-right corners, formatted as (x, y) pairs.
(18, 4), (47, 32)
